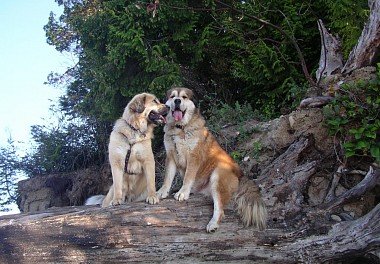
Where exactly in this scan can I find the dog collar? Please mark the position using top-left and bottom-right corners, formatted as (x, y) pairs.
(125, 120), (146, 138)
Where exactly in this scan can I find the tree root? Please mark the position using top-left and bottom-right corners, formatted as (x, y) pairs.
(323, 165), (344, 203)
(285, 203), (380, 263)
(319, 166), (379, 211)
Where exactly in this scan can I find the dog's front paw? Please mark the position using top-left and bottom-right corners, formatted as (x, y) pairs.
(156, 187), (170, 199)
(111, 198), (123, 206)
(146, 195), (159, 205)
(206, 220), (219, 233)
(174, 190), (189, 201)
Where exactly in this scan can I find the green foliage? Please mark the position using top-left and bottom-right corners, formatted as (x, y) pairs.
(0, 139), (21, 211)
(205, 96), (255, 132)
(324, 0), (369, 58)
(230, 150), (244, 163)
(250, 141), (263, 160)
(323, 65), (380, 163)
(30, 0), (372, 180)
(44, 0), (357, 121)
(22, 116), (109, 177)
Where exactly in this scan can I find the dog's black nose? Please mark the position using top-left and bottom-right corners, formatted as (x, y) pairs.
(174, 99), (181, 105)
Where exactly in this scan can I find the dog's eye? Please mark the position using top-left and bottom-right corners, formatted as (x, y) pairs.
(182, 96), (188, 99)
(170, 95), (175, 99)
(154, 99), (160, 104)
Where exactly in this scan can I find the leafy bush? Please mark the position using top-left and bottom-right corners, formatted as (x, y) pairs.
(323, 66), (380, 163)
(22, 117), (110, 177)
(204, 95), (256, 132)
(0, 139), (21, 211)
(324, 0), (369, 58)
(45, 0), (363, 122)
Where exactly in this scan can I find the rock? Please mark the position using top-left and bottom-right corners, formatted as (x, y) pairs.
(331, 214), (342, 222)
(17, 165), (111, 213)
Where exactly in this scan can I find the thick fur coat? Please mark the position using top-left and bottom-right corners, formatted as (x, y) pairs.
(101, 93), (168, 206)
(157, 87), (267, 232)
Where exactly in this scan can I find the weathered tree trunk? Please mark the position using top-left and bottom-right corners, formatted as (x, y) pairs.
(0, 195), (379, 264)
(304, 0), (380, 102)
(316, 19), (344, 82)
(342, 0), (380, 74)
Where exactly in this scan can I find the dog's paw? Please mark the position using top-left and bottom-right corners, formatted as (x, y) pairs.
(111, 198), (123, 206)
(174, 191), (189, 201)
(206, 220), (219, 233)
(146, 195), (159, 205)
(156, 187), (169, 199)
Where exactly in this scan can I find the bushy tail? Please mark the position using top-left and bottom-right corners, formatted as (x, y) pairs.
(84, 195), (105, 206)
(234, 177), (267, 230)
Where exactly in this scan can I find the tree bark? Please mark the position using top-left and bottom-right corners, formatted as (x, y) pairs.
(299, 96), (334, 108)
(0, 195), (379, 263)
(316, 19), (343, 82)
(319, 167), (380, 211)
(342, 0), (380, 73)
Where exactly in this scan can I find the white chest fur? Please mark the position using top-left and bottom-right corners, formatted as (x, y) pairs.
(166, 130), (199, 168)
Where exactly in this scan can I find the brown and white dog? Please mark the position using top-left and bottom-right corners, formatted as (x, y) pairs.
(156, 87), (267, 232)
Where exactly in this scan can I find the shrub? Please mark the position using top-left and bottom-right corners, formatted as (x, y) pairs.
(323, 66), (380, 164)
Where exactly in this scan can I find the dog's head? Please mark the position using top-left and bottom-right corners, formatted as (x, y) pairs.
(165, 87), (197, 125)
(124, 93), (169, 125)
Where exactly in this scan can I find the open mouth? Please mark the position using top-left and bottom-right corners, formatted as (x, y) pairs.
(172, 107), (186, 122)
(148, 107), (168, 125)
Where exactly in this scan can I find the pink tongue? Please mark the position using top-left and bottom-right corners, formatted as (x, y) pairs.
(173, 110), (183, 121)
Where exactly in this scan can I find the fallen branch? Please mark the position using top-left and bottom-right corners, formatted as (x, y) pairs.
(286, 203), (380, 263)
(320, 166), (380, 211)
(299, 96), (334, 108)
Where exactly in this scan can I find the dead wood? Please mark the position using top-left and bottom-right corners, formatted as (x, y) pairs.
(286, 203), (380, 263)
(319, 166), (380, 211)
(316, 19), (344, 82)
(323, 166), (344, 203)
(299, 96), (334, 108)
(9, 109), (379, 263)
(0, 194), (379, 264)
(342, 0), (380, 73)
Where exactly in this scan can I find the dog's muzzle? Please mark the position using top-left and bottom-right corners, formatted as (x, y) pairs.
(172, 99), (186, 122)
(174, 99), (181, 108)
(148, 106), (169, 125)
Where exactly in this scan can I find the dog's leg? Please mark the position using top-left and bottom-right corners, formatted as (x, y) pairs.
(102, 185), (113, 207)
(207, 168), (238, 232)
(143, 156), (159, 205)
(206, 170), (224, 232)
(111, 166), (125, 205)
(174, 160), (197, 201)
(157, 156), (177, 199)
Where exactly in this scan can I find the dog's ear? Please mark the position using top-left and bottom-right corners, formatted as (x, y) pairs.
(185, 88), (199, 107)
(129, 94), (146, 113)
(166, 88), (175, 100)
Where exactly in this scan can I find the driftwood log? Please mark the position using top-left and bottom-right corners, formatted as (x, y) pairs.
(0, 194), (379, 264)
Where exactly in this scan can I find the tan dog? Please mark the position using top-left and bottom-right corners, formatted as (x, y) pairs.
(157, 87), (267, 232)
(101, 93), (168, 207)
